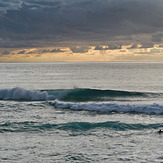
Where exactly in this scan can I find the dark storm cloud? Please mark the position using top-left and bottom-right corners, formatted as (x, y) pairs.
(0, 0), (163, 48)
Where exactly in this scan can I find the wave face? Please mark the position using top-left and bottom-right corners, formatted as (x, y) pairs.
(0, 121), (162, 133)
(45, 88), (149, 102)
(49, 101), (163, 114)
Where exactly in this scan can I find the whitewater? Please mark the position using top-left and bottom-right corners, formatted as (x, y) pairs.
(0, 62), (163, 162)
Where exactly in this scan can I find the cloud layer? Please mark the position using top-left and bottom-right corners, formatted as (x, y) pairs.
(0, 0), (163, 48)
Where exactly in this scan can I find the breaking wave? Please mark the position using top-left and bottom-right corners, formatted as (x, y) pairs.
(0, 87), (54, 101)
(49, 101), (163, 114)
(0, 87), (162, 103)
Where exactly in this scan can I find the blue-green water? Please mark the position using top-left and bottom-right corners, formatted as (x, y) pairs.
(0, 62), (163, 162)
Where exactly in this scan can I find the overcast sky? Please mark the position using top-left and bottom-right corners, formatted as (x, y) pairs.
(0, 0), (163, 61)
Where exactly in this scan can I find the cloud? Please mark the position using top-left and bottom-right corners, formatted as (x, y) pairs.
(50, 49), (64, 53)
(0, 0), (22, 14)
(150, 49), (163, 54)
(128, 44), (139, 49)
(152, 33), (163, 42)
(0, 0), (163, 48)
(39, 49), (50, 54)
(1, 50), (10, 55)
(139, 43), (154, 49)
(94, 46), (110, 50)
(94, 44), (121, 50)
(70, 47), (90, 53)
(108, 44), (122, 50)
(26, 51), (35, 54)
(128, 43), (154, 49)
(17, 50), (26, 54)
(120, 50), (127, 52)
(39, 48), (65, 53)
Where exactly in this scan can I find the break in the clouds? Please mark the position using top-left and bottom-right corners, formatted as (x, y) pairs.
(0, 0), (163, 48)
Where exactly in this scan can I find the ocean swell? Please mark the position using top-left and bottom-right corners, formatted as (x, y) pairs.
(0, 121), (162, 133)
(0, 87), (161, 102)
(50, 101), (163, 114)
(45, 88), (148, 102)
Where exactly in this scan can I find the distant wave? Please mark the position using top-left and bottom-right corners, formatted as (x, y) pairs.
(0, 87), (161, 102)
(0, 121), (162, 133)
(50, 101), (163, 114)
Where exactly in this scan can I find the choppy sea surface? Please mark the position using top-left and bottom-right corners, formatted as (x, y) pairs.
(0, 62), (163, 162)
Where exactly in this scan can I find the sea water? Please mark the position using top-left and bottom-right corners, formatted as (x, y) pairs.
(0, 62), (162, 162)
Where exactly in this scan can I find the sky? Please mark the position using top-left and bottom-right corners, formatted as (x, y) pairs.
(0, 0), (163, 62)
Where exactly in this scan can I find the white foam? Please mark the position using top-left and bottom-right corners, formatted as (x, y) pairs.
(50, 101), (163, 114)
(0, 87), (54, 101)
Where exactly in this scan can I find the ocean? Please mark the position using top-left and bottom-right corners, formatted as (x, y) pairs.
(0, 62), (162, 162)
